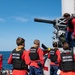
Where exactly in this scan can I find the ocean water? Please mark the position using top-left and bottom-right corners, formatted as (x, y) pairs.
(0, 51), (13, 70)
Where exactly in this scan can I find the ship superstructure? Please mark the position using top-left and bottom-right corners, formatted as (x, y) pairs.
(62, 0), (75, 15)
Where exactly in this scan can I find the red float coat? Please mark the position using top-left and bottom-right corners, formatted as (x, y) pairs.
(58, 51), (75, 75)
(48, 49), (60, 66)
(8, 50), (30, 75)
(28, 47), (44, 68)
(0, 54), (2, 70)
(67, 18), (75, 37)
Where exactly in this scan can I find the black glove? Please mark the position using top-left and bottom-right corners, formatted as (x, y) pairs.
(37, 62), (42, 67)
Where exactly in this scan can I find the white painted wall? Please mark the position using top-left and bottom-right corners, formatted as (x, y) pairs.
(61, 0), (75, 15)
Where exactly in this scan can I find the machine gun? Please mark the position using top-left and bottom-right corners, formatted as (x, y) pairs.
(34, 18), (67, 48)
(34, 18), (67, 29)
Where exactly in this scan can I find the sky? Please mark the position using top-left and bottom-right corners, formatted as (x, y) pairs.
(0, 0), (61, 51)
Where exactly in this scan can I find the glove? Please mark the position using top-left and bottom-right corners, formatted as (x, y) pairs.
(37, 62), (42, 67)
(47, 48), (50, 51)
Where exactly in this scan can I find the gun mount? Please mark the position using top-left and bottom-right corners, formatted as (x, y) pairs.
(34, 18), (67, 29)
(34, 17), (67, 48)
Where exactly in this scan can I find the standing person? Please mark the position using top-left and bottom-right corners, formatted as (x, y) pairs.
(58, 42), (75, 75)
(63, 13), (75, 47)
(8, 37), (30, 75)
(48, 42), (60, 75)
(28, 39), (44, 75)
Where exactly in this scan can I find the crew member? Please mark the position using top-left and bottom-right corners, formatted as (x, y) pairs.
(63, 13), (75, 47)
(28, 39), (44, 75)
(8, 37), (30, 75)
(48, 42), (60, 75)
(58, 42), (75, 75)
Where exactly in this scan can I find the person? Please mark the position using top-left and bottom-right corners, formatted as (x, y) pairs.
(28, 39), (44, 75)
(0, 55), (3, 75)
(63, 13), (75, 47)
(48, 42), (60, 75)
(58, 42), (75, 75)
(8, 37), (30, 75)
(63, 13), (70, 22)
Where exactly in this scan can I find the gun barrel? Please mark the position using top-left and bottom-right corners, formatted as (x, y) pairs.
(34, 18), (56, 25)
